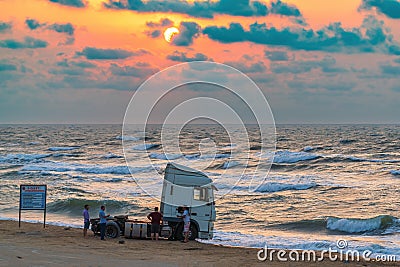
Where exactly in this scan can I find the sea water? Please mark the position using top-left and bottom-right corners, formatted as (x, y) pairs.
(0, 124), (399, 258)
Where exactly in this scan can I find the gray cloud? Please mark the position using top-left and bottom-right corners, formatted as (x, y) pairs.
(360, 0), (400, 19)
(271, 0), (301, 17)
(224, 60), (266, 73)
(25, 19), (45, 30)
(76, 47), (149, 60)
(167, 51), (210, 62)
(287, 79), (356, 92)
(104, 0), (303, 18)
(49, 0), (86, 8)
(203, 16), (399, 54)
(0, 21), (12, 33)
(109, 63), (158, 78)
(380, 64), (400, 75)
(265, 51), (289, 61)
(49, 23), (74, 35)
(271, 56), (346, 74)
(172, 21), (201, 46)
(0, 37), (48, 49)
(146, 18), (173, 28)
(0, 60), (17, 72)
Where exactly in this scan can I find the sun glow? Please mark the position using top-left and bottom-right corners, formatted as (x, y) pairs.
(164, 27), (180, 43)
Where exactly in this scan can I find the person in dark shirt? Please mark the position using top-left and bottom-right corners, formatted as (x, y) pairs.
(147, 207), (163, 241)
(82, 204), (90, 238)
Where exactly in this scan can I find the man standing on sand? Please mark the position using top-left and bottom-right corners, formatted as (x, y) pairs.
(83, 204), (90, 238)
(99, 205), (110, 240)
(179, 206), (190, 243)
(147, 207), (163, 241)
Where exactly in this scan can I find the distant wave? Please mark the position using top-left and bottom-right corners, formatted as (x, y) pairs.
(255, 182), (317, 193)
(46, 198), (134, 216)
(149, 153), (182, 160)
(327, 215), (397, 233)
(339, 139), (356, 144)
(273, 150), (321, 163)
(48, 146), (80, 151)
(390, 170), (400, 176)
(344, 156), (399, 163)
(185, 153), (231, 160)
(21, 161), (152, 175)
(0, 153), (51, 163)
(115, 135), (140, 141)
(132, 143), (160, 151)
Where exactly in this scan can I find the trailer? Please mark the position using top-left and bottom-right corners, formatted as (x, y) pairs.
(90, 162), (216, 240)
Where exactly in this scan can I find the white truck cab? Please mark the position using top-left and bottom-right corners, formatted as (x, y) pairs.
(160, 162), (216, 240)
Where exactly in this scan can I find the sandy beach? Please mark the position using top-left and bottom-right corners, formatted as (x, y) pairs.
(0, 220), (397, 267)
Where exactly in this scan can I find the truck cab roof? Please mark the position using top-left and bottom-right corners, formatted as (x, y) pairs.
(164, 162), (212, 187)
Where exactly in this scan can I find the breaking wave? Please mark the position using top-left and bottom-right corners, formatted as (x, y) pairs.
(255, 182), (317, 193)
(327, 215), (397, 233)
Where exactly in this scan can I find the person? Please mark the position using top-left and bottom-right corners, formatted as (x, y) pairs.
(98, 205), (110, 240)
(82, 204), (90, 238)
(147, 207), (163, 241)
(179, 206), (190, 243)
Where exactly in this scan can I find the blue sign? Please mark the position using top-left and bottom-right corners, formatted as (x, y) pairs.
(20, 185), (47, 210)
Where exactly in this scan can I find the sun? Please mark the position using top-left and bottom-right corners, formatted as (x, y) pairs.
(164, 27), (179, 43)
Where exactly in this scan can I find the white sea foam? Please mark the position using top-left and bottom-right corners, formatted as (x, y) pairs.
(345, 156), (399, 163)
(132, 143), (160, 150)
(255, 182), (317, 193)
(273, 150), (320, 163)
(199, 230), (400, 259)
(48, 146), (80, 151)
(103, 153), (123, 159)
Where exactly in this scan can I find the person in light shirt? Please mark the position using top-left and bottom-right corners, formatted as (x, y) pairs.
(178, 206), (190, 243)
(98, 205), (110, 240)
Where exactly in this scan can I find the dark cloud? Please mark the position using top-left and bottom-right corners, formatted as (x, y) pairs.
(0, 21), (12, 33)
(146, 18), (173, 28)
(265, 51), (289, 61)
(167, 51), (210, 62)
(0, 37), (48, 49)
(49, 0), (86, 8)
(204, 16), (399, 54)
(109, 63), (158, 78)
(25, 19), (45, 30)
(104, 0), (302, 18)
(270, 0), (301, 17)
(360, 0), (400, 19)
(76, 47), (148, 60)
(172, 21), (201, 46)
(224, 60), (266, 73)
(49, 23), (75, 35)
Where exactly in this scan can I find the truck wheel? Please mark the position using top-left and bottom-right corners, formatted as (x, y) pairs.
(174, 223), (198, 241)
(106, 221), (120, 238)
(188, 224), (198, 240)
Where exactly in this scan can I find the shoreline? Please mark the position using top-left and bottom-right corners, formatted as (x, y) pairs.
(0, 220), (397, 266)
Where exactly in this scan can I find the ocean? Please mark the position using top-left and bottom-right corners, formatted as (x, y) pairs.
(1, 124), (399, 258)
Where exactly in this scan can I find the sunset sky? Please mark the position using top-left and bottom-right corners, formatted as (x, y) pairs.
(0, 0), (399, 124)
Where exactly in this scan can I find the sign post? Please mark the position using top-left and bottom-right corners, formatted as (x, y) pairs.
(19, 185), (47, 228)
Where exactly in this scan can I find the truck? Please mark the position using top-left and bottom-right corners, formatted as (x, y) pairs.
(90, 162), (216, 240)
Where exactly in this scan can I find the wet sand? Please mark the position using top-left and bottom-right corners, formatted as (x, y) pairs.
(0, 220), (397, 267)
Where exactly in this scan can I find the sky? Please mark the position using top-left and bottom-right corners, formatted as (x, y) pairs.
(0, 0), (400, 124)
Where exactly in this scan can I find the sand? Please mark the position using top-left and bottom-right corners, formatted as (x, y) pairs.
(0, 220), (397, 267)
